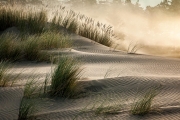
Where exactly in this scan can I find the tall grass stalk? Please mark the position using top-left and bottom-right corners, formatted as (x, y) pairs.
(127, 41), (143, 54)
(50, 56), (82, 97)
(43, 73), (50, 94)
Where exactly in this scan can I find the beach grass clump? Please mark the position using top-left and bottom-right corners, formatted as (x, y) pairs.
(131, 89), (157, 115)
(0, 5), (47, 34)
(62, 10), (79, 33)
(0, 7), (21, 31)
(0, 61), (10, 87)
(19, 76), (42, 119)
(50, 56), (82, 97)
(0, 33), (22, 61)
(95, 103), (122, 115)
(0, 33), (43, 61)
(127, 41), (144, 54)
(23, 77), (40, 99)
(52, 7), (113, 47)
(18, 99), (37, 120)
(0, 32), (72, 61)
(37, 31), (72, 50)
(22, 36), (40, 61)
(0, 4), (113, 49)
(19, 11), (47, 34)
(78, 18), (113, 47)
(50, 8), (79, 33)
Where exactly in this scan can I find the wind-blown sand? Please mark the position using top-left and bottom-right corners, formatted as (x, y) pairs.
(1, 34), (180, 120)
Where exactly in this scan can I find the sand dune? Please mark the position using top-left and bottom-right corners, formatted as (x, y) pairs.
(1, 34), (180, 119)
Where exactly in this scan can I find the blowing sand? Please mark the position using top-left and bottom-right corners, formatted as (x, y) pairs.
(1, 34), (180, 120)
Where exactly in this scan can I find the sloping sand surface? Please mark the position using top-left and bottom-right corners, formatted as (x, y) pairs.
(2, 34), (180, 119)
(0, 87), (23, 120)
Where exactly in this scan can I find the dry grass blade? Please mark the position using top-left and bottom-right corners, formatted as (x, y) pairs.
(127, 41), (144, 54)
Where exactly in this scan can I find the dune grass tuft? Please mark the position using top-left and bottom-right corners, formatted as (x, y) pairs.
(0, 7), (20, 31)
(0, 33), (22, 61)
(18, 99), (37, 120)
(0, 5), (72, 62)
(127, 41), (144, 54)
(131, 89), (158, 115)
(22, 36), (40, 61)
(50, 56), (82, 98)
(18, 76), (41, 119)
(95, 103), (122, 115)
(0, 6), (47, 34)
(23, 77), (40, 99)
(52, 7), (113, 47)
(37, 31), (72, 50)
(0, 31), (72, 61)
(23, 11), (47, 34)
(0, 61), (10, 87)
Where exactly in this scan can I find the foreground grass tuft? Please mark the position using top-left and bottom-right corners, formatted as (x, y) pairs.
(18, 99), (37, 120)
(50, 56), (82, 98)
(131, 89), (157, 115)
(18, 76), (41, 120)
(24, 77), (40, 99)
